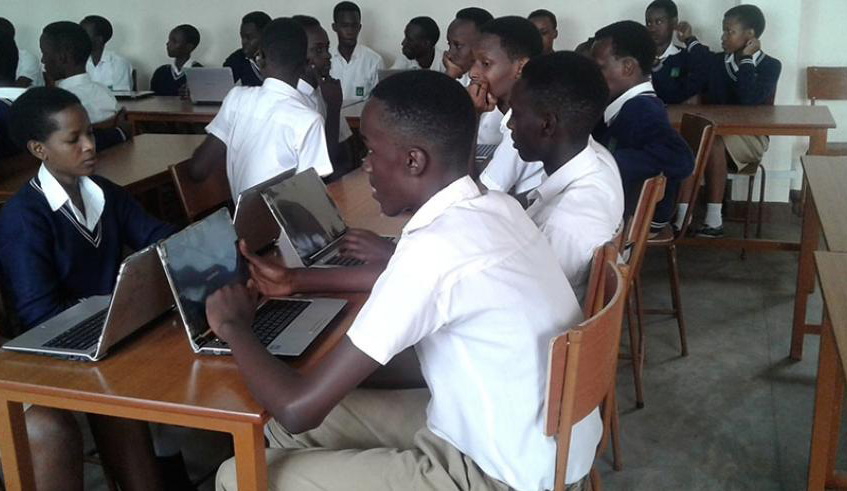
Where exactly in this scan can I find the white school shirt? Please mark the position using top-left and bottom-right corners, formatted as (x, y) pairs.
(477, 106), (504, 145)
(347, 176), (601, 489)
(37, 164), (105, 233)
(390, 45), (447, 72)
(526, 137), (624, 301)
(479, 108), (546, 194)
(55, 73), (119, 124)
(86, 50), (133, 91)
(16, 49), (43, 86)
(604, 81), (656, 125)
(329, 44), (384, 105)
(206, 77), (334, 200)
(297, 79), (354, 143)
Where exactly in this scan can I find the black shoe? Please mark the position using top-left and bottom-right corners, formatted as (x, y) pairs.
(158, 452), (197, 491)
(695, 225), (724, 238)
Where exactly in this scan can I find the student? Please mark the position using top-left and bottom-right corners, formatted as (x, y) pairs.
(223, 11), (271, 87)
(0, 31), (19, 157)
(150, 24), (202, 96)
(81, 15), (133, 91)
(390, 16), (445, 72)
(211, 69), (596, 491)
(0, 17), (44, 87)
(645, 0), (710, 104)
(528, 9), (558, 55)
(0, 87), (175, 491)
(443, 7), (493, 86)
(510, 51), (625, 300)
(189, 18), (333, 200)
(329, 1), (384, 105)
(591, 21), (693, 231)
(680, 4), (781, 237)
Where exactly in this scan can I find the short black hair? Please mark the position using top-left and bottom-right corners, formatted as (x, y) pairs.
(333, 2), (361, 22)
(80, 15), (113, 43)
(594, 20), (656, 75)
(291, 15), (322, 30)
(520, 51), (609, 141)
(528, 9), (557, 29)
(42, 22), (93, 66)
(646, 0), (678, 19)
(408, 16), (440, 45)
(371, 71), (476, 173)
(0, 18), (14, 38)
(260, 18), (308, 70)
(0, 32), (18, 84)
(10, 87), (82, 148)
(242, 11), (272, 30)
(174, 24), (200, 48)
(724, 4), (766, 37)
(455, 7), (494, 29)
(480, 16), (543, 61)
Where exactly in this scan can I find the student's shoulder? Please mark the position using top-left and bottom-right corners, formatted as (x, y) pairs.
(760, 54), (782, 72)
(619, 95), (668, 122)
(356, 44), (383, 61)
(0, 180), (50, 228)
(223, 49), (244, 65)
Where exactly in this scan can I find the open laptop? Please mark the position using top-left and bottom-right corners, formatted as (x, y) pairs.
(475, 143), (497, 163)
(157, 208), (346, 356)
(185, 67), (234, 105)
(233, 169), (297, 254)
(2, 245), (174, 361)
(112, 90), (155, 100)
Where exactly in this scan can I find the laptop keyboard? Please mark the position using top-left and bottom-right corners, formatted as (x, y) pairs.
(44, 310), (107, 351)
(252, 299), (311, 346)
(475, 144), (497, 161)
(324, 255), (365, 267)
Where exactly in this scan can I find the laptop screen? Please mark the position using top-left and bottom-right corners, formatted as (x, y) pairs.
(261, 169), (347, 264)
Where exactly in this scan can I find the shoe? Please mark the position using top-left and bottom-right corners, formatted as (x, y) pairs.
(695, 225), (724, 238)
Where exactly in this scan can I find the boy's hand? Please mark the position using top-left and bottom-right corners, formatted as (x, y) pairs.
(239, 240), (298, 297)
(741, 38), (761, 57)
(676, 21), (693, 42)
(205, 283), (259, 343)
(339, 229), (396, 264)
(467, 81), (497, 115)
(442, 52), (464, 79)
(178, 84), (190, 100)
(320, 77), (343, 111)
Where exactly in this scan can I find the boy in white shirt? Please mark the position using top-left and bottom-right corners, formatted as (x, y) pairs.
(329, 1), (384, 105)
(210, 69), (598, 491)
(188, 18), (333, 200)
(81, 15), (133, 91)
(0, 18), (44, 87)
(391, 16), (445, 72)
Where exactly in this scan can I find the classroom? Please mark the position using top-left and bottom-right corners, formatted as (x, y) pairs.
(0, 0), (845, 489)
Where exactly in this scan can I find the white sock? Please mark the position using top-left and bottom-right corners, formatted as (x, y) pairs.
(704, 203), (723, 228)
(674, 204), (688, 229)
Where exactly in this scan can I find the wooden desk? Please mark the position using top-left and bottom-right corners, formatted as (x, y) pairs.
(122, 97), (218, 134)
(0, 168), (401, 491)
(342, 101), (365, 130)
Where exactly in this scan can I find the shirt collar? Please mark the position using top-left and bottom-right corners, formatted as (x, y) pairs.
(499, 108), (513, 133)
(330, 44), (359, 62)
(657, 42), (682, 61)
(56, 73), (93, 90)
(604, 81), (656, 124)
(527, 137), (600, 204)
(37, 164), (105, 232)
(171, 58), (196, 78)
(724, 50), (764, 72)
(403, 176), (482, 234)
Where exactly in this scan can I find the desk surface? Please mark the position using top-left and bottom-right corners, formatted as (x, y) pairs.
(122, 96), (220, 118)
(667, 104), (835, 133)
(803, 156), (847, 252)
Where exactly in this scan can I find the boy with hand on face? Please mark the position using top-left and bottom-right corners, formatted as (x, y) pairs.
(329, 1), (384, 105)
(443, 7), (493, 86)
(150, 24), (202, 97)
(223, 11), (271, 87)
(391, 16), (445, 72)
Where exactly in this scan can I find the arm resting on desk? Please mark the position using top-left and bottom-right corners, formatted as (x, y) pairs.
(187, 134), (227, 183)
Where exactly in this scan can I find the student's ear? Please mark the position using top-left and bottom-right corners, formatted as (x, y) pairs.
(27, 140), (47, 162)
(552, 29), (559, 40)
(541, 111), (559, 138)
(515, 57), (530, 79)
(255, 50), (267, 70)
(621, 57), (638, 78)
(406, 147), (428, 177)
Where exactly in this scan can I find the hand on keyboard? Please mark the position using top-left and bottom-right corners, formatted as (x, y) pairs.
(205, 283), (259, 344)
(339, 229), (396, 264)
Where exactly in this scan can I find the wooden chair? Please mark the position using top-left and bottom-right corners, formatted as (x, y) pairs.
(727, 159), (767, 239)
(807, 67), (847, 156)
(169, 159), (231, 222)
(644, 114), (716, 357)
(546, 258), (627, 491)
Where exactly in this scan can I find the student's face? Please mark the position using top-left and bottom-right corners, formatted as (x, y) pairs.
(240, 22), (262, 58)
(360, 100), (412, 217)
(305, 26), (332, 79)
(166, 29), (192, 59)
(401, 23), (430, 60)
(645, 8), (677, 48)
(469, 34), (524, 100)
(80, 21), (102, 48)
(332, 11), (361, 48)
(591, 38), (630, 100)
(721, 16), (753, 54)
(39, 36), (64, 80)
(446, 19), (479, 73)
(506, 80), (546, 163)
(30, 105), (97, 180)
(529, 16), (557, 54)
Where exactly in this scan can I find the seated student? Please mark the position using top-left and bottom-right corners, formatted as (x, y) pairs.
(528, 9), (558, 55)
(591, 21), (694, 231)
(223, 11), (271, 87)
(0, 17), (44, 87)
(189, 18), (333, 200)
(645, 0), (710, 104)
(81, 15), (133, 91)
(150, 24), (202, 96)
(680, 4), (781, 237)
(329, 1), (384, 105)
(390, 16), (445, 72)
(443, 7), (493, 86)
(0, 31), (19, 157)
(0, 87), (175, 491)
(211, 69), (597, 491)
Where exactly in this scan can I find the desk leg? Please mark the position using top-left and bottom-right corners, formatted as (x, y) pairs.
(807, 315), (842, 490)
(232, 422), (267, 491)
(0, 399), (36, 490)
(808, 130), (828, 156)
(791, 187), (820, 361)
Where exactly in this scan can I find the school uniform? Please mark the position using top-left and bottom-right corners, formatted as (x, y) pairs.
(329, 44), (384, 105)
(205, 77), (334, 200)
(297, 78), (354, 143)
(55, 73), (119, 124)
(477, 107), (504, 145)
(150, 59), (202, 96)
(390, 46), (447, 72)
(223, 49), (263, 87)
(651, 37), (710, 104)
(479, 108), (546, 194)
(593, 81), (694, 229)
(0, 165), (176, 329)
(86, 50), (133, 91)
(527, 137), (624, 301)
(15, 48), (44, 86)
(216, 175), (599, 490)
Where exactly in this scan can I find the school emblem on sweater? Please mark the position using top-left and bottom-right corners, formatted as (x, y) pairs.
(356, 86), (364, 97)
(670, 67), (681, 78)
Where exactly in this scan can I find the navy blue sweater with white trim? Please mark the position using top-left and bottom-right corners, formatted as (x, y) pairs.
(652, 39), (711, 104)
(702, 52), (782, 105)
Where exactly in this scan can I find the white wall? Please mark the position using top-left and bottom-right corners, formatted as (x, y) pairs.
(5, 0), (846, 200)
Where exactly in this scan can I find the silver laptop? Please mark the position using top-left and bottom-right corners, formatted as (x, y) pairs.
(112, 90), (155, 100)
(233, 169), (297, 254)
(2, 246), (174, 361)
(185, 67), (235, 105)
(157, 208), (346, 356)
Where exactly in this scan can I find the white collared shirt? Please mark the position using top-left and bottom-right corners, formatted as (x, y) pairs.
(476, 106), (504, 145)
(56, 73), (119, 124)
(37, 164), (104, 232)
(16, 48), (44, 86)
(170, 58), (197, 79)
(206, 77), (334, 200)
(479, 108), (546, 194)
(390, 45), (447, 72)
(527, 137), (624, 301)
(329, 44), (384, 105)
(297, 79), (354, 143)
(724, 50), (765, 81)
(347, 175), (597, 489)
(657, 41), (682, 61)
(86, 50), (133, 91)
(604, 80), (656, 125)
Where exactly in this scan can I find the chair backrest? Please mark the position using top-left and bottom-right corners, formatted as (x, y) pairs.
(582, 241), (620, 319)
(674, 113), (716, 238)
(169, 159), (231, 222)
(807, 67), (847, 104)
(545, 260), (626, 491)
(624, 176), (666, 279)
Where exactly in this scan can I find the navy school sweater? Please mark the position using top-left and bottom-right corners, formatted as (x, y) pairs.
(652, 39), (711, 104)
(223, 49), (263, 87)
(150, 61), (203, 96)
(702, 51), (781, 105)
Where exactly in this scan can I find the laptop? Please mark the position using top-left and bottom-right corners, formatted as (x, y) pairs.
(112, 90), (155, 100)
(185, 67), (235, 105)
(2, 245), (174, 361)
(233, 169), (297, 254)
(157, 208), (346, 356)
(475, 143), (497, 163)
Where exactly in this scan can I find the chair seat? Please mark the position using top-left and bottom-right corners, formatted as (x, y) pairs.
(825, 141), (847, 156)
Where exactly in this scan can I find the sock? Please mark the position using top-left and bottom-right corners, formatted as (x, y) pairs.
(704, 203), (723, 228)
(674, 204), (688, 229)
